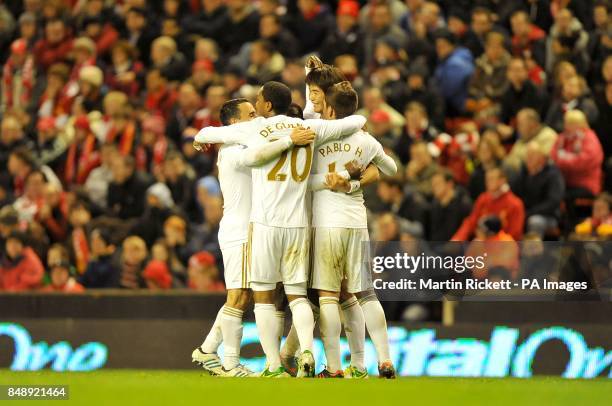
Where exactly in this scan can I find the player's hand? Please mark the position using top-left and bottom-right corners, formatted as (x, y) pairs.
(290, 128), (315, 145)
(344, 160), (363, 180)
(326, 172), (350, 193)
(306, 55), (323, 71)
(193, 140), (210, 152)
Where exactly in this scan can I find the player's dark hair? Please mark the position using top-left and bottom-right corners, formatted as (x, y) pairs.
(220, 98), (250, 126)
(287, 103), (304, 119)
(305, 66), (347, 93)
(261, 81), (292, 115)
(325, 81), (358, 119)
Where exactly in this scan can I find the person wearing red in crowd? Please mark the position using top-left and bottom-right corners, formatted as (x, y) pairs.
(453, 166), (525, 241)
(33, 18), (74, 70)
(81, 15), (119, 58)
(188, 59), (217, 96)
(102, 91), (137, 156)
(106, 41), (144, 98)
(41, 244), (84, 293)
(144, 69), (178, 121)
(467, 215), (520, 280)
(551, 110), (604, 197)
(64, 37), (98, 101)
(0, 231), (44, 291)
(143, 259), (173, 290)
(510, 10), (547, 70)
(135, 115), (168, 174)
(64, 115), (101, 186)
(187, 251), (224, 292)
(1, 39), (36, 114)
(38, 63), (71, 119)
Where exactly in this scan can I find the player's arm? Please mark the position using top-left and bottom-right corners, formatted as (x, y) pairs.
(372, 151), (398, 176)
(305, 115), (367, 147)
(237, 128), (315, 167)
(193, 119), (259, 148)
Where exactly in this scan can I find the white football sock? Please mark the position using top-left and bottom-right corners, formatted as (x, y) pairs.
(275, 310), (285, 346)
(319, 296), (342, 372)
(254, 303), (282, 370)
(201, 306), (223, 353)
(280, 324), (300, 359)
(341, 296), (365, 370)
(289, 298), (314, 353)
(360, 296), (391, 363)
(221, 306), (244, 370)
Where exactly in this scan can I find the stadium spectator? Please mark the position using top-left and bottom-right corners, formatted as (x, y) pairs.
(433, 29), (475, 116)
(363, 1), (408, 67)
(357, 86), (405, 134)
(551, 110), (604, 197)
(162, 152), (197, 219)
(116, 235), (148, 289)
(143, 259), (173, 290)
(79, 228), (118, 288)
(187, 251), (224, 292)
(42, 244), (84, 293)
(33, 18), (73, 70)
(377, 177), (429, 228)
(574, 193), (612, 238)
(151, 36), (188, 83)
(188, 60), (217, 97)
(33, 117), (67, 172)
(545, 75), (599, 132)
(319, 0), (363, 64)
(246, 40), (285, 85)
(63, 115), (101, 186)
(107, 154), (153, 220)
(510, 10), (546, 69)
(84, 143), (117, 210)
(286, 0), (334, 56)
(453, 166), (525, 241)
(511, 142), (565, 236)
(0, 231), (44, 291)
(222, 0), (260, 56)
(468, 215), (520, 280)
(166, 83), (207, 148)
(132, 182), (177, 248)
(430, 170), (472, 241)
(468, 133), (507, 200)
(498, 58), (547, 126)
(1, 39), (37, 114)
(545, 8), (590, 75)
(405, 141), (438, 198)
(122, 7), (156, 65)
(106, 40), (144, 98)
(368, 109), (397, 148)
(505, 108), (558, 169)
(466, 32), (511, 121)
(394, 101), (440, 165)
(81, 15), (119, 58)
(463, 7), (495, 59)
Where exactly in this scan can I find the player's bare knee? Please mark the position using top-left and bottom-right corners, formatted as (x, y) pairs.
(339, 290), (354, 302)
(253, 290), (276, 304)
(318, 289), (340, 299)
(226, 289), (252, 310)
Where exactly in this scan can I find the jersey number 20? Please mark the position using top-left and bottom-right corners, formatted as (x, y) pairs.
(267, 145), (313, 182)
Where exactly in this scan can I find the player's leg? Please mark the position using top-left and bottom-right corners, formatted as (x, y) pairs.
(339, 289), (367, 378)
(356, 289), (395, 378)
(281, 225), (316, 377)
(217, 243), (252, 374)
(310, 227), (345, 377)
(250, 223), (290, 377)
(280, 290), (319, 376)
(220, 288), (252, 375)
(192, 306), (224, 375)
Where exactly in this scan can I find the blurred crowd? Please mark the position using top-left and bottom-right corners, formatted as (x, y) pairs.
(0, 0), (610, 297)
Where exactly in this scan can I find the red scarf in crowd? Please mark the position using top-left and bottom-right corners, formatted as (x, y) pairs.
(64, 133), (101, 185)
(2, 55), (34, 109)
(135, 136), (168, 172)
(106, 120), (136, 156)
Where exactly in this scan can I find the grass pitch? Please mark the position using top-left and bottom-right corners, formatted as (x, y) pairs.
(0, 370), (610, 406)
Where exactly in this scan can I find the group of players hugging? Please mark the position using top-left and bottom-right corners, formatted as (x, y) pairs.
(190, 56), (397, 379)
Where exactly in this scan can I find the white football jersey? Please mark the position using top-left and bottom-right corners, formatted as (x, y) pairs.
(312, 130), (387, 229)
(216, 144), (252, 249)
(195, 114), (366, 228)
